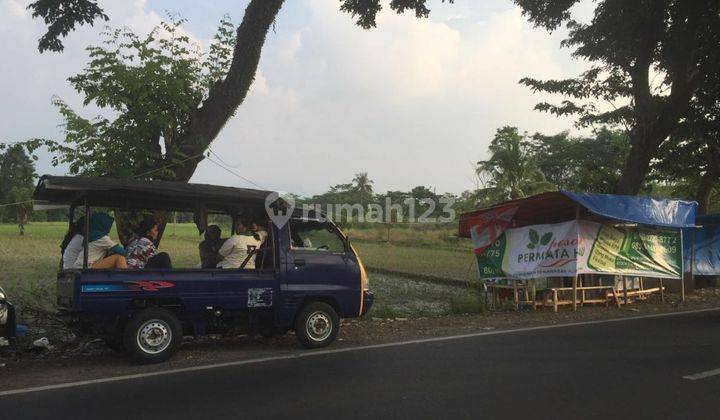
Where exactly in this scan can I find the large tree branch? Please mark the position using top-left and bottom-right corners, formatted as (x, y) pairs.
(172, 0), (285, 181)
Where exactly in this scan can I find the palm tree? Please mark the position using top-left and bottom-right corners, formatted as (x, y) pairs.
(476, 126), (553, 203)
(352, 172), (374, 207)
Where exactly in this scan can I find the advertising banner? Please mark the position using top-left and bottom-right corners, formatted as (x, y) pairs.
(476, 220), (681, 279)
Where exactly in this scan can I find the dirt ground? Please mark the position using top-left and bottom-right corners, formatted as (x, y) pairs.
(2, 288), (720, 392)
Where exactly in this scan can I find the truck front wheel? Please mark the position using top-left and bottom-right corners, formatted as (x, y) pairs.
(123, 308), (182, 364)
(295, 302), (339, 349)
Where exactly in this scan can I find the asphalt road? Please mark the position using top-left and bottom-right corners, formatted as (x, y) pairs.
(2, 310), (720, 420)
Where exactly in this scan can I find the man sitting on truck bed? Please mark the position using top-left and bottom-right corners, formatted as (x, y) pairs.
(217, 218), (264, 269)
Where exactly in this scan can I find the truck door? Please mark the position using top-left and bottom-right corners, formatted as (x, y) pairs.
(282, 217), (361, 321)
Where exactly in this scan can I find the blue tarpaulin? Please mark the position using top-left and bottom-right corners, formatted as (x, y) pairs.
(561, 191), (697, 228)
(689, 214), (720, 275)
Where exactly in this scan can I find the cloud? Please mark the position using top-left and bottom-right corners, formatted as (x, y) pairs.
(197, 1), (590, 195)
(0, 0), (593, 197)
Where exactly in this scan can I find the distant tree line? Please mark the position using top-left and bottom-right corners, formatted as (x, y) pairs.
(0, 145), (65, 233)
(475, 125), (720, 214)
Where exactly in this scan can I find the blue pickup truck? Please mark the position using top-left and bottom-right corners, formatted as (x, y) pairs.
(33, 176), (373, 363)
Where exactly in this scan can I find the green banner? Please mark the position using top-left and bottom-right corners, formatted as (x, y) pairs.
(475, 221), (682, 279)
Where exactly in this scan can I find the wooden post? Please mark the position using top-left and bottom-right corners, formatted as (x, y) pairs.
(572, 275), (578, 311)
(622, 276), (628, 305)
(513, 279), (519, 311)
(531, 282), (536, 310)
(680, 274), (686, 303)
(573, 205), (581, 311)
(659, 278), (664, 302)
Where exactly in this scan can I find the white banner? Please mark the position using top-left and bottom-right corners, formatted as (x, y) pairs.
(477, 220), (682, 279)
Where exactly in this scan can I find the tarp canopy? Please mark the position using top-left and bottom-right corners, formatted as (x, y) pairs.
(32, 175), (274, 213)
(459, 191), (697, 238)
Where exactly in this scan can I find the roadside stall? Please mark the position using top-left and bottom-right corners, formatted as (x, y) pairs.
(458, 192), (697, 311)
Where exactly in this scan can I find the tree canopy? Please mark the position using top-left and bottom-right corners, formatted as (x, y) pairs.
(26, 0), (453, 185)
(0, 145), (37, 233)
(516, 0), (720, 194)
(475, 126), (553, 203)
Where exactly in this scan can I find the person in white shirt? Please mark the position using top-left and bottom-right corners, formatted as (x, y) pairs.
(217, 218), (264, 269)
(61, 216), (86, 270)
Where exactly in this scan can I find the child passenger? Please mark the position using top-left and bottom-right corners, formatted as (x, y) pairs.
(74, 213), (127, 269)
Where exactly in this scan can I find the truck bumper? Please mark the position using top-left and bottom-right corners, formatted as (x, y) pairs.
(361, 291), (374, 316)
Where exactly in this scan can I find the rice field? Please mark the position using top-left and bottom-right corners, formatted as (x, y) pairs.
(0, 222), (482, 322)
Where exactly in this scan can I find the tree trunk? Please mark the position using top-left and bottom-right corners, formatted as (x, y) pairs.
(171, 0), (285, 182)
(613, 130), (656, 195)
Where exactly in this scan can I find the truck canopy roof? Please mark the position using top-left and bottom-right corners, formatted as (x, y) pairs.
(32, 175), (276, 213)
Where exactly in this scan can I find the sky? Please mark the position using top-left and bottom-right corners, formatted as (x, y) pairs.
(0, 0), (595, 197)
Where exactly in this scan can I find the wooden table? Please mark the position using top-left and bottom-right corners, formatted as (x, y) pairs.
(486, 281), (535, 311)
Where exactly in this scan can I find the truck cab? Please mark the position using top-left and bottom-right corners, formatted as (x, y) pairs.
(34, 175), (373, 363)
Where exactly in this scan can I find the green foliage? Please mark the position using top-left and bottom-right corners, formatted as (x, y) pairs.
(28, 0), (108, 52)
(340, 0), (453, 29)
(0, 145), (37, 229)
(530, 128), (630, 193)
(36, 16), (236, 179)
(476, 126), (554, 203)
(449, 293), (486, 315)
(652, 58), (720, 213)
(515, 0), (720, 194)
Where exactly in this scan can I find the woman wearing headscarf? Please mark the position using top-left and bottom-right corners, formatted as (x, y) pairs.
(126, 218), (172, 269)
(73, 213), (127, 269)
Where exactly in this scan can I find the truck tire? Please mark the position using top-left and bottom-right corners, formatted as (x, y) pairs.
(294, 302), (339, 349)
(123, 308), (182, 364)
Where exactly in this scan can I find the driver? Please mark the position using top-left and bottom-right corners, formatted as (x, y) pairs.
(217, 218), (263, 269)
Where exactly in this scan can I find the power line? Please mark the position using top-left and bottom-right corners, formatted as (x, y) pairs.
(133, 152), (206, 179)
(205, 156), (267, 190)
(0, 200), (33, 208)
(208, 148), (242, 169)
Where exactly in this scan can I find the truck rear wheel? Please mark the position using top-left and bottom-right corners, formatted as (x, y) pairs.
(123, 308), (181, 364)
(295, 302), (339, 349)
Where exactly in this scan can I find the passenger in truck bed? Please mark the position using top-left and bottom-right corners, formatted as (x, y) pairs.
(74, 213), (127, 269)
(126, 218), (172, 269)
(217, 218), (264, 269)
(61, 215), (85, 270)
(199, 224), (225, 269)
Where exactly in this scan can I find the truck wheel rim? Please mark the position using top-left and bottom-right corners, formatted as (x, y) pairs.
(137, 320), (172, 354)
(306, 311), (332, 342)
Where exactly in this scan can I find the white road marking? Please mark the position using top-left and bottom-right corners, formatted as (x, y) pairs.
(683, 368), (720, 381)
(1, 307), (719, 397)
